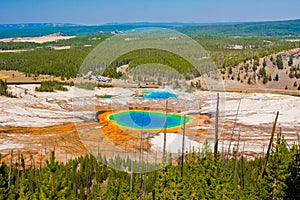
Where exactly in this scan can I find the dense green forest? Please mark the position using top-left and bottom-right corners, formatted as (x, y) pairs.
(0, 35), (109, 51)
(1, 34), (300, 80)
(0, 42), (41, 50)
(0, 35), (110, 78)
(0, 135), (299, 199)
(0, 47), (90, 78)
(104, 48), (198, 79)
(190, 35), (300, 67)
(99, 35), (300, 80)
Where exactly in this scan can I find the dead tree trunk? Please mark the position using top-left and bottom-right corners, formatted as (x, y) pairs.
(297, 132), (300, 151)
(17, 150), (20, 193)
(181, 115), (186, 178)
(226, 97), (242, 160)
(234, 131), (241, 183)
(40, 149), (43, 170)
(163, 99), (168, 158)
(97, 139), (100, 160)
(144, 144), (149, 196)
(261, 111), (279, 178)
(241, 141), (246, 189)
(29, 153), (33, 192)
(7, 149), (13, 190)
(214, 93), (219, 158)
(130, 134), (134, 191)
(152, 151), (158, 200)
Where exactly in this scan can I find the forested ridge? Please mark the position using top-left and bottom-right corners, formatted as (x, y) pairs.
(175, 19), (300, 36)
(0, 47), (89, 78)
(103, 48), (198, 79)
(1, 34), (300, 80)
(0, 135), (299, 199)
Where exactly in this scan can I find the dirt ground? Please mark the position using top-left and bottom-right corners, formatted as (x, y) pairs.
(0, 70), (75, 83)
(0, 34), (75, 44)
(0, 117), (298, 167)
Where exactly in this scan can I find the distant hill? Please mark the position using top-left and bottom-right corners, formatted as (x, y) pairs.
(0, 19), (299, 38)
(0, 24), (103, 38)
(0, 22), (180, 38)
(103, 22), (240, 27)
(175, 19), (300, 36)
(0, 23), (76, 31)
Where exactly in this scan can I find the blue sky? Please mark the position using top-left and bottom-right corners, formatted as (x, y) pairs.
(1, 0), (300, 24)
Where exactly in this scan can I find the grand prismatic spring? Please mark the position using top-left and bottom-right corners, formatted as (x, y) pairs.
(109, 110), (192, 130)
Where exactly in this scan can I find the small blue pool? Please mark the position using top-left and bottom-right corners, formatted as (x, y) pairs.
(142, 90), (178, 99)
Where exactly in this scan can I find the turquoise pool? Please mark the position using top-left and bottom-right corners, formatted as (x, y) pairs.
(142, 90), (178, 99)
(109, 110), (191, 130)
(97, 95), (114, 98)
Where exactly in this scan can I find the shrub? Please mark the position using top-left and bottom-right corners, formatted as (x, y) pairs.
(293, 81), (298, 87)
(0, 79), (16, 97)
(35, 81), (69, 92)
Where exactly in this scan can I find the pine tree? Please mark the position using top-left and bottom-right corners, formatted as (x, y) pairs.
(45, 151), (59, 190)
(247, 77), (251, 85)
(275, 73), (279, 81)
(293, 81), (298, 87)
(288, 55), (293, 67)
(265, 136), (291, 199)
(0, 162), (8, 200)
(19, 171), (33, 200)
(263, 59), (267, 68)
(276, 55), (284, 70)
(228, 66), (233, 75)
(285, 145), (300, 199)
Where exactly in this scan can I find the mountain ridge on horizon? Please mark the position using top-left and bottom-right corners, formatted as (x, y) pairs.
(1, 17), (300, 26)
(0, 18), (299, 38)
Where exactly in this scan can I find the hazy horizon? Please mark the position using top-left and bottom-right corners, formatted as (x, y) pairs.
(1, 0), (300, 25)
(1, 18), (300, 26)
